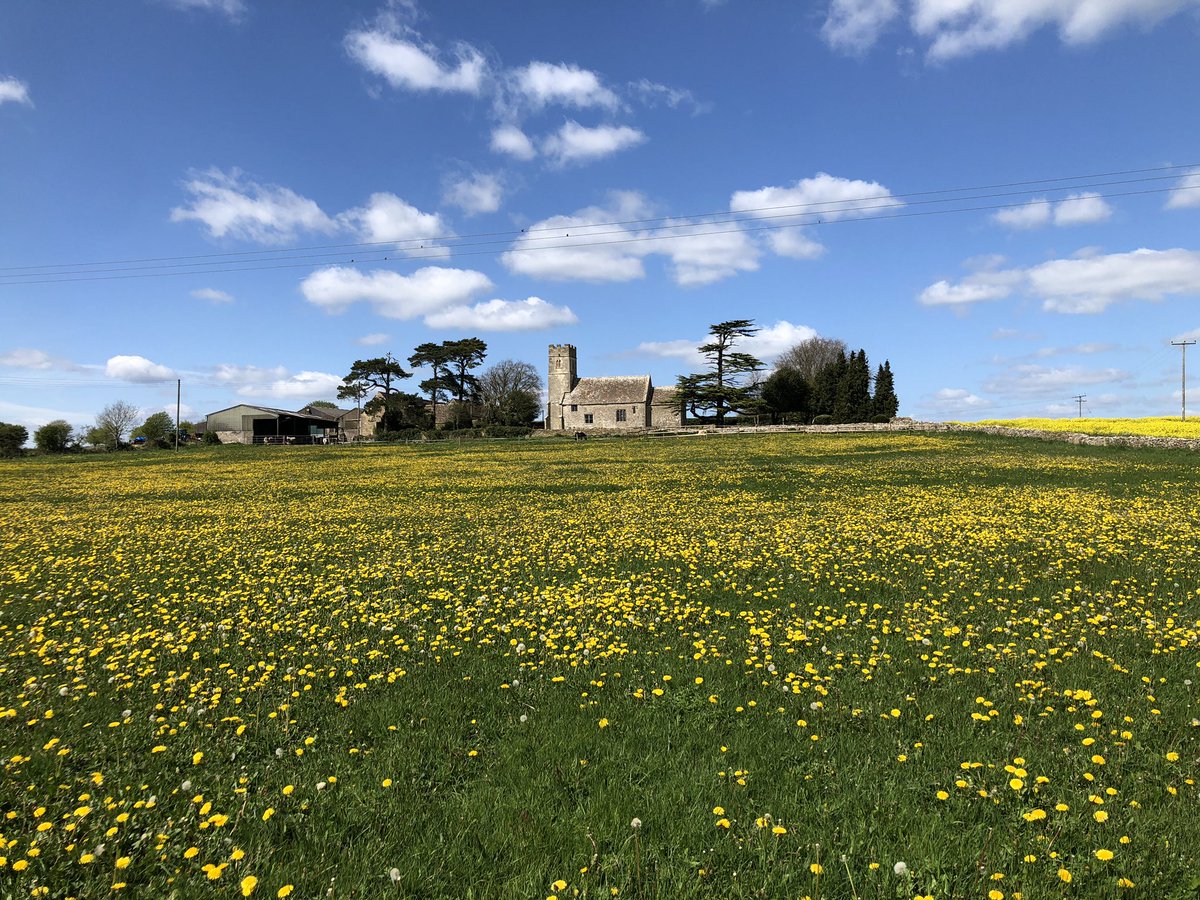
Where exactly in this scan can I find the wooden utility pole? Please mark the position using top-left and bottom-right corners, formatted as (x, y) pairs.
(1073, 394), (1086, 418)
(1171, 340), (1196, 421)
(175, 379), (181, 450)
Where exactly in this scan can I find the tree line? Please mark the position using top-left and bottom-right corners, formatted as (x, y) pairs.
(341, 338), (543, 434)
(674, 320), (899, 426)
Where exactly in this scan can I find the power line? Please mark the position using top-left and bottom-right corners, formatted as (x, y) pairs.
(0, 163), (1197, 286)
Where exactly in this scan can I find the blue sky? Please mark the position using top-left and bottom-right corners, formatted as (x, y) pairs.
(2, 0), (1200, 433)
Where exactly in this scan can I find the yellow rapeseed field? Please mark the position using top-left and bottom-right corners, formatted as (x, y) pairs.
(0, 433), (1196, 898)
(967, 417), (1200, 439)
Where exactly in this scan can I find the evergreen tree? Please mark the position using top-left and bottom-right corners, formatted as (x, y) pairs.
(443, 338), (488, 404)
(676, 320), (764, 426)
(761, 367), (811, 424)
(409, 343), (455, 423)
(345, 355), (413, 432)
(812, 351), (847, 420)
(872, 360), (899, 419)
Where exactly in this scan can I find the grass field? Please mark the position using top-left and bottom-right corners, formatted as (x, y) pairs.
(1, 434), (1197, 899)
(964, 418), (1200, 440)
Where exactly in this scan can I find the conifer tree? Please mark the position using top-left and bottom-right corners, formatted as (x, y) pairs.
(872, 360), (899, 419)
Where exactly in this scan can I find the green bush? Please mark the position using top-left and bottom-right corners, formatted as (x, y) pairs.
(202, 431), (221, 445)
(812, 415), (834, 425)
(482, 425), (532, 438)
(871, 414), (891, 424)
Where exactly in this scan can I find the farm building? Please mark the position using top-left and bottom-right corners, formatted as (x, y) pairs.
(547, 344), (682, 432)
(205, 403), (351, 444)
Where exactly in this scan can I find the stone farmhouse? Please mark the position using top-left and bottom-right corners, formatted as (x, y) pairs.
(547, 344), (682, 432)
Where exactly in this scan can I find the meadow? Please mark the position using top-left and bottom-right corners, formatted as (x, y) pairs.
(965, 418), (1200, 440)
(0, 433), (1197, 899)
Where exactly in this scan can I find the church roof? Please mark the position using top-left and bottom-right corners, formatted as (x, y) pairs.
(565, 375), (651, 405)
(650, 385), (678, 404)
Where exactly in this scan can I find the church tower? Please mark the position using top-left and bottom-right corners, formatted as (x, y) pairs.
(547, 344), (578, 430)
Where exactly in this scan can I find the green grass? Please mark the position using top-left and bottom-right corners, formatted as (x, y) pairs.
(0, 433), (1197, 898)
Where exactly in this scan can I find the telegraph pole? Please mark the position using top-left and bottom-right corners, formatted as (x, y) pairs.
(175, 379), (181, 450)
(1073, 394), (1086, 418)
(1171, 340), (1196, 421)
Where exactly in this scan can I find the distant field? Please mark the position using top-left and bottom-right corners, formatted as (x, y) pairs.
(965, 416), (1200, 439)
(1, 434), (1197, 898)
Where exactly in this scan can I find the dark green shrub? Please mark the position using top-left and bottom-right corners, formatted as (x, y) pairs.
(812, 415), (834, 426)
(871, 414), (891, 424)
(202, 431), (221, 445)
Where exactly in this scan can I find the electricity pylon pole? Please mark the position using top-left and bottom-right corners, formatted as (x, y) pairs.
(1171, 340), (1196, 421)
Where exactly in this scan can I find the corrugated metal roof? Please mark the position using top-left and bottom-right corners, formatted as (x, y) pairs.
(564, 376), (651, 405)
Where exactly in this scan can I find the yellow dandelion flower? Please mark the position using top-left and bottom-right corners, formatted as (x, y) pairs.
(240, 875), (258, 896)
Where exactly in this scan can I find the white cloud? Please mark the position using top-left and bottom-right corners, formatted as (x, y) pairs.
(425, 297), (578, 331)
(914, 0), (1200, 61)
(541, 121), (646, 166)
(337, 192), (449, 250)
(644, 222), (761, 286)
(300, 265), (493, 319)
(629, 79), (707, 114)
(501, 192), (759, 287)
(0, 77), (32, 107)
(822, 0), (901, 53)
(345, 27), (487, 94)
(170, 168), (336, 244)
(919, 269), (1023, 306)
(511, 61), (619, 111)
(922, 248), (1200, 312)
(992, 198), (1052, 229)
(821, 0), (1200, 58)
(443, 171), (504, 215)
(1053, 192), (1113, 225)
(191, 287), (234, 304)
(356, 333), (391, 346)
(928, 387), (987, 411)
(0, 348), (54, 369)
(1029, 248), (1200, 312)
(105, 355), (176, 383)
(490, 124), (537, 160)
(1166, 168), (1200, 209)
(731, 173), (902, 258)
(994, 194), (1111, 228)
(637, 321), (819, 366)
(213, 364), (342, 400)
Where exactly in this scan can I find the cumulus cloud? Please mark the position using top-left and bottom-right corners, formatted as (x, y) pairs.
(732, 173), (902, 258)
(337, 192), (449, 251)
(510, 62), (619, 111)
(922, 247), (1200, 313)
(821, 0), (1200, 59)
(345, 26), (487, 94)
(925, 387), (988, 412)
(191, 287), (234, 304)
(629, 79), (708, 114)
(501, 192), (758, 287)
(172, 170), (449, 253)
(822, 0), (901, 53)
(490, 124), (537, 160)
(0, 348), (55, 369)
(637, 321), (819, 366)
(424, 297), (578, 331)
(213, 364), (342, 400)
(541, 121), (646, 166)
(105, 355), (176, 383)
(171, 168), (336, 244)
(1166, 168), (1200, 209)
(442, 171), (504, 215)
(992, 193), (1112, 229)
(0, 77), (32, 107)
(300, 265), (493, 319)
(643, 222), (761, 286)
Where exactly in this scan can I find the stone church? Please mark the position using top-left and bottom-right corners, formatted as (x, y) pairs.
(547, 344), (683, 432)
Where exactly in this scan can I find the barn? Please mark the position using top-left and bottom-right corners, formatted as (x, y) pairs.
(205, 404), (347, 444)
